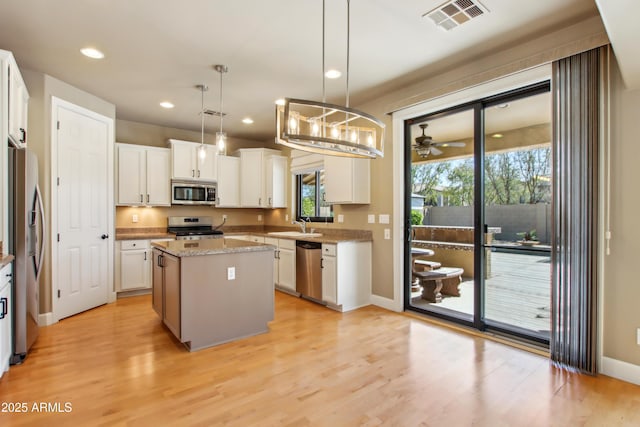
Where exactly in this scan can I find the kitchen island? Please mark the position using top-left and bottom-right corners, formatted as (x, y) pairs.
(151, 238), (275, 352)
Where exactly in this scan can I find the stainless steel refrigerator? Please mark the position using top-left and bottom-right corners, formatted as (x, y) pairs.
(7, 146), (45, 364)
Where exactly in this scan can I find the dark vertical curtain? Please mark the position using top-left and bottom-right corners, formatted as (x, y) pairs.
(551, 47), (601, 374)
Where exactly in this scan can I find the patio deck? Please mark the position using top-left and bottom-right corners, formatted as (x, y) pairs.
(410, 250), (551, 335)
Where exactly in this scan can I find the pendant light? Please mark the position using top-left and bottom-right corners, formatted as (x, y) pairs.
(276, 0), (385, 159)
(196, 84), (209, 160)
(214, 64), (228, 155)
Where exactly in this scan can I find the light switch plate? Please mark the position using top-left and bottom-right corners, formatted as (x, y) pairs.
(379, 214), (390, 224)
(338, 214), (344, 223)
(132, 214), (138, 223)
(227, 267), (236, 281)
(637, 328), (640, 345)
(384, 229), (391, 239)
(368, 214), (375, 224)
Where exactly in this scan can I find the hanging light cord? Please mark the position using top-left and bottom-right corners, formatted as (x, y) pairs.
(200, 86), (205, 145)
(219, 67), (224, 134)
(322, 0), (326, 104)
(346, 0), (350, 108)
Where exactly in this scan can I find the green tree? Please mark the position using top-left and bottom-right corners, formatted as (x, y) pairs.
(445, 160), (474, 206)
(485, 152), (521, 205)
(515, 147), (551, 204)
(411, 162), (450, 205)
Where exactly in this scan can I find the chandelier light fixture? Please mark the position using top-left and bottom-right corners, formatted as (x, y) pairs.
(214, 64), (228, 156)
(196, 83), (209, 160)
(276, 0), (385, 159)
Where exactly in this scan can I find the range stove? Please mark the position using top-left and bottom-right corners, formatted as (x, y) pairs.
(168, 216), (224, 240)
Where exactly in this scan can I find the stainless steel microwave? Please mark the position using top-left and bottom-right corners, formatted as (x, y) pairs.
(171, 181), (217, 205)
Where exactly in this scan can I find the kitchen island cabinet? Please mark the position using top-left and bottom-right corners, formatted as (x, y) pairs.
(151, 238), (275, 351)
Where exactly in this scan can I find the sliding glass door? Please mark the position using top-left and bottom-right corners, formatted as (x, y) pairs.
(405, 82), (551, 344)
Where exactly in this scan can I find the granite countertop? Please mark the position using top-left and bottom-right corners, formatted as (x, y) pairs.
(227, 229), (372, 243)
(0, 254), (14, 269)
(151, 238), (276, 258)
(116, 227), (175, 240)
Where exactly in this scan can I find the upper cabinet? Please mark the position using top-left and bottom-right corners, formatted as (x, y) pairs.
(324, 156), (370, 204)
(116, 143), (171, 206)
(168, 139), (217, 182)
(237, 148), (286, 208)
(2, 52), (29, 148)
(216, 155), (240, 208)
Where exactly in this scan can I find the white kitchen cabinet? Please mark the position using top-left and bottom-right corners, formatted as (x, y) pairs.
(1, 51), (29, 148)
(216, 155), (240, 207)
(169, 139), (217, 182)
(321, 241), (371, 312)
(116, 238), (173, 292)
(265, 155), (287, 208)
(0, 263), (12, 377)
(324, 156), (370, 204)
(116, 143), (171, 206)
(265, 237), (296, 293)
(237, 148), (286, 208)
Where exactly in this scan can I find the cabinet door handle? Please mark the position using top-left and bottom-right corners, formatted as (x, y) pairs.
(0, 297), (7, 319)
(322, 192), (326, 201)
(147, 194), (150, 203)
(140, 194), (143, 203)
(259, 198), (262, 206)
(157, 254), (163, 267)
(197, 170), (201, 178)
(20, 128), (26, 144)
(321, 258), (324, 269)
(144, 251), (147, 261)
(192, 169), (195, 177)
(268, 197), (272, 206)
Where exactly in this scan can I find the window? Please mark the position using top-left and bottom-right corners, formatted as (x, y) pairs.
(296, 170), (333, 222)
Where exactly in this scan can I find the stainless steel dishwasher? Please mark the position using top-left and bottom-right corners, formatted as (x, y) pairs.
(296, 241), (323, 302)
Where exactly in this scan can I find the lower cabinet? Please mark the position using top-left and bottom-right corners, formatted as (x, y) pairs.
(321, 242), (371, 312)
(265, 238), (296, 293)
(152, 248), (181, 339)
(0, 263), (13, 377)
(117, 239), (173, 292)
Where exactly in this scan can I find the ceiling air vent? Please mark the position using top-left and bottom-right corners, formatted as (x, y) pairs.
(203, 109), (226, 117)
(423, 0), (489, 31)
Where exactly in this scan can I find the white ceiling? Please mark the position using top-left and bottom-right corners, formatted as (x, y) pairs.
(0, 0), (601, 142)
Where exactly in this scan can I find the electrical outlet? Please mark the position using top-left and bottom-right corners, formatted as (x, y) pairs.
(338, 214), (344, 223)
(384, 229), (391, 239)
(132, 214), (138, 223)
(223, 214), (228, 221)
(258, 214), (263, 222)
(227, 267), (236, 281)
(379, 214), (390, 224)
(285, 214), (289, 221)
(368, 214), (375, 224)
(637, 328), (640, 345)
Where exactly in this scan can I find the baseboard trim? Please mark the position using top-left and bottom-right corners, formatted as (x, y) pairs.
(601, 356), (640, 386)
(38, 312), (56, 327)
(370, 294), (402, 312)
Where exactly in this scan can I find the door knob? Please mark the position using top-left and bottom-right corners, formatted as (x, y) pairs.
(101, 234), (109, 240)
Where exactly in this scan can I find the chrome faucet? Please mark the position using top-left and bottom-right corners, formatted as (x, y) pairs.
(292, 219), (307, 234)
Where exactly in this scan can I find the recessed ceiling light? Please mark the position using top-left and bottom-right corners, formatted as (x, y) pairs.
(80, 47), (105, 59)
(275, 98), (286, 106)
(159, 101), (174, 109)
(492, 133), (503, 138)
(325, 69), (342, 79)
(242, 117), (254, 124)
(496, 103), (510, 109)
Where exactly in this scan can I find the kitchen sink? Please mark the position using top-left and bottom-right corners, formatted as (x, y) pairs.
(267, 231), (323, 238)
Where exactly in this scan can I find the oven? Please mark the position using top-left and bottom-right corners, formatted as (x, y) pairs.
(171, 181), (217, 205)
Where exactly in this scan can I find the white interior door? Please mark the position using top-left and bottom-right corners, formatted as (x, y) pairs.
(54, 99), (112, 320)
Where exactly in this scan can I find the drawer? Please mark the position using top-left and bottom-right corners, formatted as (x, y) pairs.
(278, 239), (295, 250)
(322, 244), (336, 256)
(120, 240), (149, 250)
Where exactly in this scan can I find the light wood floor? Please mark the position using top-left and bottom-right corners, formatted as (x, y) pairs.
(1, 293), (639, 426)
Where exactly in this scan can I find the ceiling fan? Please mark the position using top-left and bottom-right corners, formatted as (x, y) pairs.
(413, 123), (466, 158)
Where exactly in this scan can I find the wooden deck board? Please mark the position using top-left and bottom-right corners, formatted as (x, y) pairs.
(411, 251), (551, 333)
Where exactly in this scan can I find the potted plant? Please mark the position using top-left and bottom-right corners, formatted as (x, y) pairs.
(517, 229), (539, 246)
